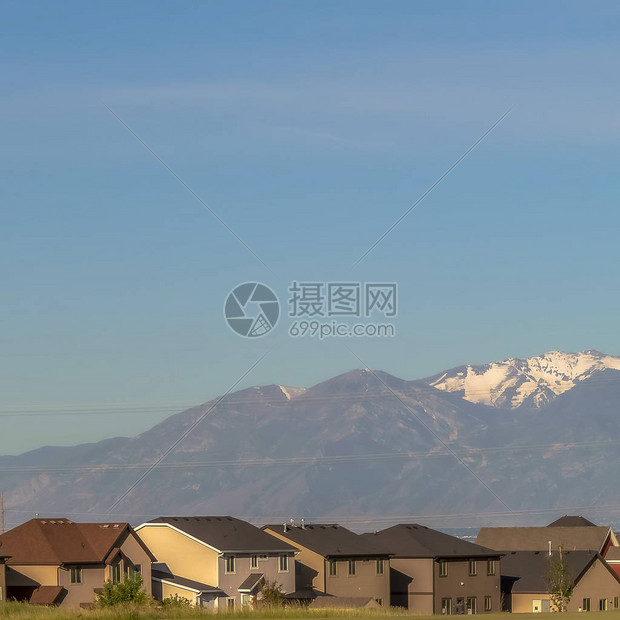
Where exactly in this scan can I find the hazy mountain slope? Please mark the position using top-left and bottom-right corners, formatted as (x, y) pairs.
(1, 353), (620, 529)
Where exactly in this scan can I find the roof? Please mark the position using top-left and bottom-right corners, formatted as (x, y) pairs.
(263, 523), (388, 558)
(29, 585), (66, 605)
(152, 563), (222, 594)
(238, 573), (264, 592)
(145, 517), (297, 553)
(548, 515), (598, 527)
(0, 518), (156, 565)
(476, 526), (613, 552)
(362, 524), (500, 559)
(501, 551), (604, 594)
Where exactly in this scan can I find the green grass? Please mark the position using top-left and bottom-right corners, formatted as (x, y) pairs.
(3, 603), (620, 620)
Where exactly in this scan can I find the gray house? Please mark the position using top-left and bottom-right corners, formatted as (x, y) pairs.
(363, 524), (502, 614)
(263, 522), (391, 607)
(136, 517), (297, 609)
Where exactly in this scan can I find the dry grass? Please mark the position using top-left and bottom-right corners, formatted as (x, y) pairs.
(3, 602), (620, 620)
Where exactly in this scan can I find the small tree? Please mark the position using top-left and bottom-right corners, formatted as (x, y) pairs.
(258, 581), (285, 607)
(96, 573), (150, 607)
(546, 548), (574, 612)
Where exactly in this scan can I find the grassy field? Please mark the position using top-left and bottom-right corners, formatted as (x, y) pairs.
(2, 604), (620, 620)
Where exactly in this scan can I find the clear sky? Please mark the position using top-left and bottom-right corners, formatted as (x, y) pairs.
(2, 1), (620, 454)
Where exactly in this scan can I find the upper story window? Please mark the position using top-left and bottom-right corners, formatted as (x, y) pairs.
(348, 560), (356, 576)
(469, 560), (477, 576)
(439, 560), (448, 577)
(250, 555), (258, 569)
(70, 567), (82, 584)
(328, 559), (337, 576)
(279, 554), (289, 572)
(487, 559), (495, 576)
(376, 559), (384, 575)
(225, 555), (236, 574)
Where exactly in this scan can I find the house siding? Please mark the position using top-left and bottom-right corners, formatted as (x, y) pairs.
(136, 525), (219, 590)
(0, 561), (6, 601)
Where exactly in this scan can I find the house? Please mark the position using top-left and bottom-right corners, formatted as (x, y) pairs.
(135, 516), (297, 609)
(476, 522), (618, 558)
(0, 518), (155, 608)
(263, 522), (390, 607)
(362, 524), (502, 614)
(0, 553), (9, 601)
(501, 550), (620, 612)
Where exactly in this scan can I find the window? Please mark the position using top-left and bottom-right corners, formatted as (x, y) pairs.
(469, 560), (477, 576)
(466, 597), (477, 614)
(225, 555), (235, 574)
(279, 554), (289, 572)
(376, 559), (384, 575)
(112, 563), (121, 584)
(329, 560), (337, 576)
(227, 598), (235, 610)
(487, 560), (495, 575)
(70, 567), (82, 584)
(128, 564), (141, 579)
(250, 554), (258, 569)
(441, 598), (452, 615)
(484, 596), (492, 611)
(375, 599), (383, 607)
(615, 597), (619, 609)
(439, 560), (448, 577)
(582, 598), (591, 612)
(348, 559), (356, 576)
(600, 599), (608, 611)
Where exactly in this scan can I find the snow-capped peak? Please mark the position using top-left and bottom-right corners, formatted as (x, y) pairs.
(427, 350), (620, 409)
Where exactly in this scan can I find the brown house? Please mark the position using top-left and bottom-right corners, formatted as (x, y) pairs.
(362, 524), (502, 614)
(136, 516), (298, 609)
(263, 522), (390, 607)
(0, 518), (155, 608)
(501, 550), (620, 612)
(0, 553), (9, 601)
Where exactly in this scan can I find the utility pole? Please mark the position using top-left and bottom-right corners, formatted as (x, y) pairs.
(1, 493), (4, 534)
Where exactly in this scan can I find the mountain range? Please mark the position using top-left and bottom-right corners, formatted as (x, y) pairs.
(2, 350), (620, 530)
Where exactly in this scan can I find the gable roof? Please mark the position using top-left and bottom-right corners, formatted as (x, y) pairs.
(145, 517), (297, 553)
(362, 524), (500, 559)
(547, 515), (598, 527)
(0, 518), (155, 565)
(476, 526), (613, 553)
(501, 550), (616, 594)
(263, 523), (388, 558)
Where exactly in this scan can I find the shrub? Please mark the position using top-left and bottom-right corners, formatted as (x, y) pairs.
(96, 574), (151, 607)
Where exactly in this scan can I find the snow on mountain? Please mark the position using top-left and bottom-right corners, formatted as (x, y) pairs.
(426, 350), (620, 409)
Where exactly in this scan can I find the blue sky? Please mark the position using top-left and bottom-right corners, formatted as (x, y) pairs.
(2, 1), (620, 453)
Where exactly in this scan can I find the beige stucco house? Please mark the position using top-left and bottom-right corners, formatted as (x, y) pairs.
(502, 550), (620, 612)
(363, 524), (502, 614)
(263, 522), (391, 608)
(0, 518), (155, 608)
(136, 516), (297, 609)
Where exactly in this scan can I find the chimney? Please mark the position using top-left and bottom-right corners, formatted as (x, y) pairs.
(35, 513), (39, 519)
(301, 518), (305, 529)
(283, 522), (287, 533)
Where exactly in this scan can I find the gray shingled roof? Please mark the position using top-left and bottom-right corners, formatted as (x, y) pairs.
(476, 526), (611, 552)
(501, 551), (602, 594)
(263, 524), (388, 558)
(362, 524), (500, 559)
(147, 517), (297, 553)
(547, 515), (598, 527)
